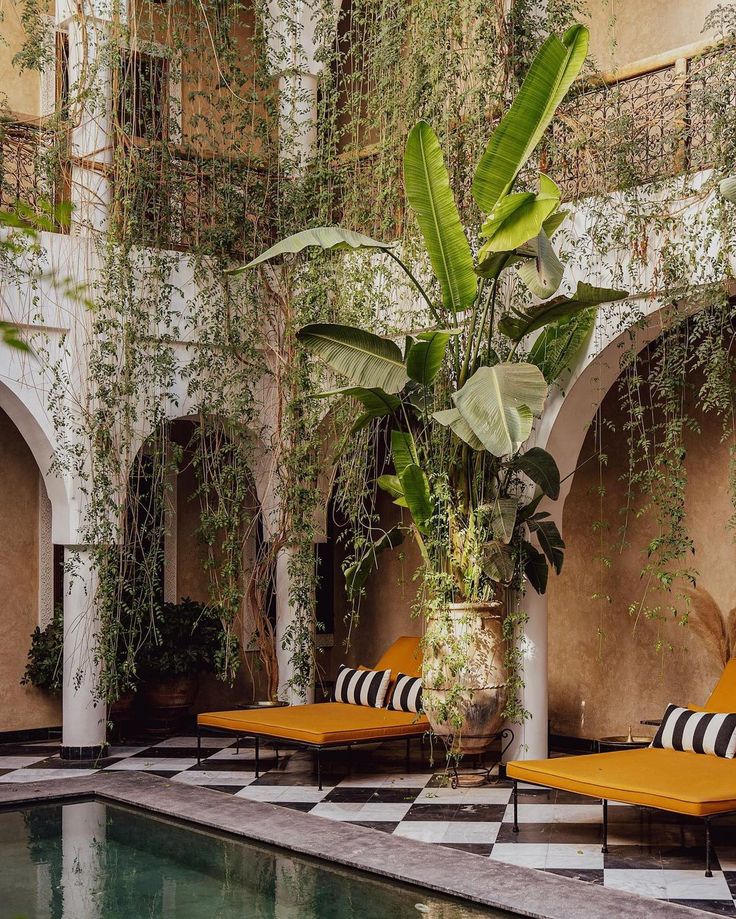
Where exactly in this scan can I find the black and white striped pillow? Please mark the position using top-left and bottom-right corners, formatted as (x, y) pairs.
(651, 704), (736, 758)
(388, 673), (423, 713)
(334, 665), (391, 708)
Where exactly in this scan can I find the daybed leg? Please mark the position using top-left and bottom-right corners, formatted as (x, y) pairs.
(317, 749), (322, 791)
(602, 799), (609, 854)
(705, 818), (713, 878)
(512, 781), (519, 833)
(197, 726), (201, 766)
(254, 736), (260, 779)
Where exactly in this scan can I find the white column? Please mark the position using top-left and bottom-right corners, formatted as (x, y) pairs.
(278, 71), (319, 173)
(504, 589), (549, 762)
(57, 0), (118, 233)
(62, 546), (106, 757)
(275, 546), (315, 704)
(61, 801), (106, 919)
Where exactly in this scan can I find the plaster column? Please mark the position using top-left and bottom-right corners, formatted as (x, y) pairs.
(61, 800), (106, 919)
(57, 0), (119, 232)
(275, 546), (315, 704)
(61, 546), (106, 759)
(504, 589), (549, 762)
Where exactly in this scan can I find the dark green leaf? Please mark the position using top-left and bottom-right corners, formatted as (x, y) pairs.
(406, 329), (459, 385)
(528, 308), (597, 382)
(399, 463), (434, 533)
(523, 539), (548, 594)
(508, 447), (561, 499)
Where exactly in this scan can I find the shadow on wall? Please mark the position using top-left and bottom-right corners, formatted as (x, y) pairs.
(548, 371), (731, 741)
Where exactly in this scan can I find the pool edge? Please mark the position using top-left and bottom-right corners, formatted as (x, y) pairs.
(0, 773), (713, 919)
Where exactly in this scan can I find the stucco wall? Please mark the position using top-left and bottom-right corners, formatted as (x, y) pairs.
(0, 408), (60, 732)
(548, 376), (730, 742)
(328, 491), (423, 678)
(0, 1), (43, 118)
(585, 0), (722, 71)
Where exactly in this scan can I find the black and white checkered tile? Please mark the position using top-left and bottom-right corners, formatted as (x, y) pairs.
(2, 736), (736, 916)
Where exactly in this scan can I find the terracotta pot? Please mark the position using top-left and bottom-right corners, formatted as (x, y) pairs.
(423, 601), (507, 755)
(144, 675), (198, 730)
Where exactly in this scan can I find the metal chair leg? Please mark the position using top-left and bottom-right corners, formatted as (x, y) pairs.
(602, 799), (609, 854)
(512, 781), (519, 833)
(705, 818), (713, 877)
(254, 736), (259, 779)
(317, 749), (322, 791)
(197, 727), (201, 766)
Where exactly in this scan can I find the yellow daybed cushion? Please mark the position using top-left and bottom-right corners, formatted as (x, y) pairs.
(507, 747), (736, 817)
(198, 635), (427, 745)
(198, 702), (428, 745)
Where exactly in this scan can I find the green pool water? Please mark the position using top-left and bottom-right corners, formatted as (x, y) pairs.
(0, 800), (510, 918)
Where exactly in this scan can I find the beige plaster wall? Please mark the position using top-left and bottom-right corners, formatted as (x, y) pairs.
(327, 491), (422, 679)
(585, 0), (722, 72)
(0, 408), (60, 732)
(0, 0), (44, 118)
(548, 378), (731, 742)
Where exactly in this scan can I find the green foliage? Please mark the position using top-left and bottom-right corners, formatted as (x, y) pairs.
(138, 598), (236, 680)
(21, 605), (63, 694)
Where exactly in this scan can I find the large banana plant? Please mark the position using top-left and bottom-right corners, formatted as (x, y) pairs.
(234, 24), (627, 601)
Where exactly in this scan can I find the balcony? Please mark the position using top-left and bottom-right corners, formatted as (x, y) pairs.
(546, 40), (736, 199)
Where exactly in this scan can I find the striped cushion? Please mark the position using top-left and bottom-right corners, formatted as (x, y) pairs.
(651, 704), (736, 758)
(334, 665), (391, 708)
(388, 673), (423, 713)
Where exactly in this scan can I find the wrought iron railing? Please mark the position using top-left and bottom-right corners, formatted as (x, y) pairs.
(546, 42), (736, 199)
(0, 119), (68, 214)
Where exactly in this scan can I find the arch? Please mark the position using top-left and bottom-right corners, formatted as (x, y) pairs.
(536, 297), (686, 522)
(0, 377), (73, 544)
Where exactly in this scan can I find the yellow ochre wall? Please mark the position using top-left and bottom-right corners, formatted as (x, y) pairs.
(548, 375), (731, 742)
(585, 0), (723, 72)
(0, 408), (60, 732)
(0, 0), (45, 118)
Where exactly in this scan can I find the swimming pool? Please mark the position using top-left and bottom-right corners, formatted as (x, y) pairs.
(0, 800), (511, 918)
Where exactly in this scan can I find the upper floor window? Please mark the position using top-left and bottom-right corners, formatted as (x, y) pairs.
(118, 51), (169, 141)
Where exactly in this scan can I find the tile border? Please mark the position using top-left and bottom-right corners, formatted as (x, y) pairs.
(0, 772), (713, 919)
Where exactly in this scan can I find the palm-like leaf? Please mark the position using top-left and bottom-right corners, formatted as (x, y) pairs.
(515, 229), (564, 298)
(508, 447), (561, 499)
(406, 329), (460, 385)
(720, 176), (736, 204)
(298, 324), (409, 393)
(499, 283), (628, 341)
(400, 463), (434, 533)
(432, 407), (485, 450)
(529, 308), (596, 382)
(404, 121), (477, 312)
(391, 430), (419, 475)
(479, 175), (560, 256)
(452, 363), (547, 457)
(232, 226), (394, 272)
(472, 25), (589, 213)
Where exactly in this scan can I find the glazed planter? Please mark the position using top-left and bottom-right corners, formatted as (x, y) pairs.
(143, 675), (198, 732)
(423, 601), (507, 755)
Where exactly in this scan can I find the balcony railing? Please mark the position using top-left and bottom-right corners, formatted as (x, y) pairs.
(0, 119), (69, 215)
(546, 40), (736, 199)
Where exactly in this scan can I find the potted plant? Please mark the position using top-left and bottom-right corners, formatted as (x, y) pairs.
(139, 597), (234, 729)
(234, 26), (626, 752)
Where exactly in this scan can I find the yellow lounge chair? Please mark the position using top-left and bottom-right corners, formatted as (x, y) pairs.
(506, 662), (736, 876)
(197, 636), (428, 789)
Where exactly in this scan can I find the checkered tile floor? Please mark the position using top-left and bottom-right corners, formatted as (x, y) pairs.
(2, 735), (735, 915)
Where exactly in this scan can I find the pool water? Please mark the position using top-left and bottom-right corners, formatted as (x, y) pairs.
(0, 800), (510, 918)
